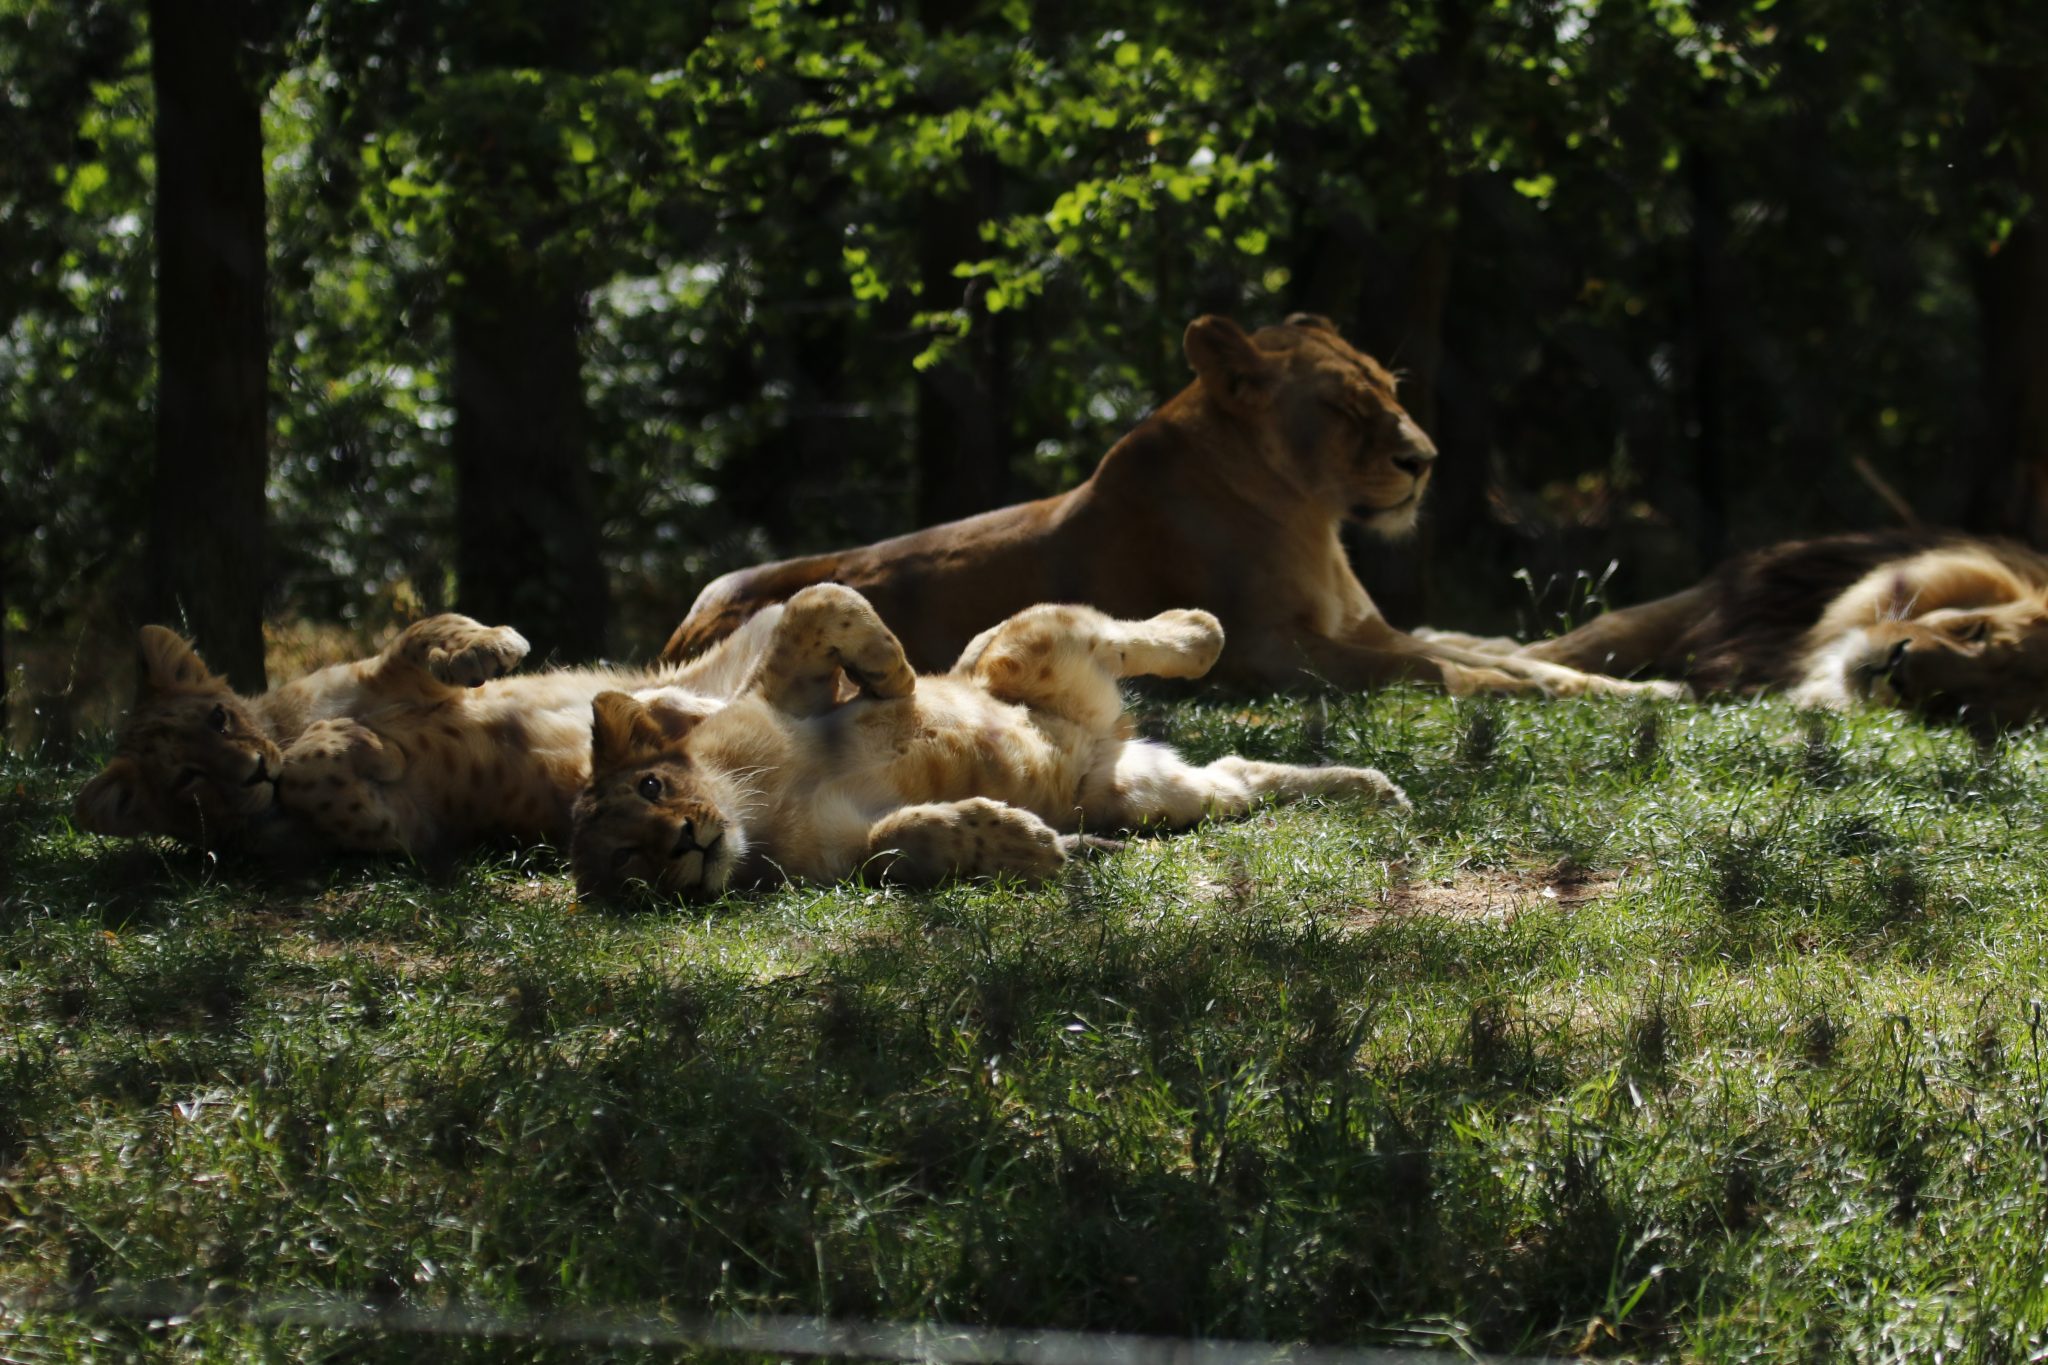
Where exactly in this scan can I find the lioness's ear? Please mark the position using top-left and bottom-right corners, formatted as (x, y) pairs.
(1184, 315), (1276, 411)
(590, 692), (679, 771)
(74, 757), (155, 837)
(1284, 312), (1340, 335)
(138, 625), (219, 695)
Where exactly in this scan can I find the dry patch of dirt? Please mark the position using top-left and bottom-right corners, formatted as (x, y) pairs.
(1359, 859), (1624, 928)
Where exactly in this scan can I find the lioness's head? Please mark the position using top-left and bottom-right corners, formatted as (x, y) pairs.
(1183, 312), (1438, 534)
(1841, 598), (2048, 733)
(73, 627), (284, 844)
(571, 691), (744, 901)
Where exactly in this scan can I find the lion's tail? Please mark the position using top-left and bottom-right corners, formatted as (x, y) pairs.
(659, 558), (844, 664)
(1518, 584), (1715, 679)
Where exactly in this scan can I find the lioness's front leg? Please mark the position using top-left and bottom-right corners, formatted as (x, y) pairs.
(275, 719), (412, 852)
(1414, 636), (1689, 700)
(374, 614), (531, 692)
(1278, 633), (1547, 696)
(1283, 631), (1676, 698)
(864, 797), (1068, 886)
(750, 584), (917, 716)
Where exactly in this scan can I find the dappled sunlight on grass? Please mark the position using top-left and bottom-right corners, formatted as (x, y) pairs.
(6, 690), (2048, 1358)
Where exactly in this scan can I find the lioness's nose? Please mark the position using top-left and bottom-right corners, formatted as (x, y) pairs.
(1393, 443), (1435, 478)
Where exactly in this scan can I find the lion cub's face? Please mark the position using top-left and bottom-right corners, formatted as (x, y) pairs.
(1847, 599), (2048, 731)
(571, 692), (743, 901)
(1185, 313), (1439, 534)
(73, 627), (284, 845)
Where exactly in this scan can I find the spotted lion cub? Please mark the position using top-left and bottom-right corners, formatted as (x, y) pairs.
(75, 614), (533, 846)
(573, 585), (1409, 898)
(75, 610), (781, 855)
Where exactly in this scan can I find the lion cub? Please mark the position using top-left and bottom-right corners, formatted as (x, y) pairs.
(75, 610), (781, 856)
(573, 585), (1408, 898)
(74, 614), (533, 846)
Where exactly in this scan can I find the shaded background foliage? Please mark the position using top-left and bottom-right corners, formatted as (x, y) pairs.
(2, 0), (2045, 741)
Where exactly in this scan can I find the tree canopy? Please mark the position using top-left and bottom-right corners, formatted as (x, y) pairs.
(3, 0), (2044, 736)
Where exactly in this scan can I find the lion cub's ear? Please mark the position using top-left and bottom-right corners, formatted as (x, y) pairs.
(1184, 315), (1277, 411)
(590, 692), (702, 771)
(74, 756), (156, 837)
(138, 625), (221, 695)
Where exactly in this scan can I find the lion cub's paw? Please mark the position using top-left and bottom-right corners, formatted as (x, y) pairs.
(276, 720), (406, 850)
(1327, 765), (1412, 813)
(953, 797), (1069, 882)
(1146, 608), (1226, 675)
(426, 625), (530, 688)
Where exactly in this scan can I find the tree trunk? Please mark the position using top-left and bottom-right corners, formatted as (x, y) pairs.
(145, 0), (270, 691)
(1685, 134), (1732, 566)
(0, 547), (10, 750)
(1969, 70), (2048, 543)
(449, 250), (608, 662)
(915, 154), (1010, 526)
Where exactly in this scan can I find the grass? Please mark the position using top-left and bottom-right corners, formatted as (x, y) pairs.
(4, 688), (2048, 1360)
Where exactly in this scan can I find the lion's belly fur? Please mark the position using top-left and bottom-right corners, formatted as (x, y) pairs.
(692, 679), (1106, 886)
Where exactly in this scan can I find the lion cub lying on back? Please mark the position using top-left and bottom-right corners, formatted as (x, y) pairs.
(75, 609), (779, 855)
(573, 585), (1408, 899)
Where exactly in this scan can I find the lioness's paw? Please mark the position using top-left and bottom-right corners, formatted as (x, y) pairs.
(427, 625), (530, 688)
(1442, 663), (1543, 697)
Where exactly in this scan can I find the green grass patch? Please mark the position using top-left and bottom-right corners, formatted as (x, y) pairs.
(5, 691), (2048, 1359)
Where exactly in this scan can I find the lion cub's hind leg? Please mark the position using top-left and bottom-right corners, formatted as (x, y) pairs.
(750, 584), (918, 716)
(1080, 742), (1410, 831)
(957, 605), (1224, 731)
(865, 796), (1069, 886)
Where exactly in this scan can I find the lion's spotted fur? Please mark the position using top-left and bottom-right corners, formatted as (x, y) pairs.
(75, 611), (781, 853)
(574, 586), (1409, 899)
(1494, 530), (2048, 730)
(660, 313), (1672, 701)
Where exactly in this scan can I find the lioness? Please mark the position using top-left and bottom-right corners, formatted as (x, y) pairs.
(73, 611), (779, 853)
(661, 313), (1674, 700)
(575, 584), (1408, 899)
(1427, 530), (2048, 732)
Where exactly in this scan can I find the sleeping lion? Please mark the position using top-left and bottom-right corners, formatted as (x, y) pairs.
(573, 584), (1408, 899)
(661, 313), (1674, 701)
(1423, 530), (2048, 733)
